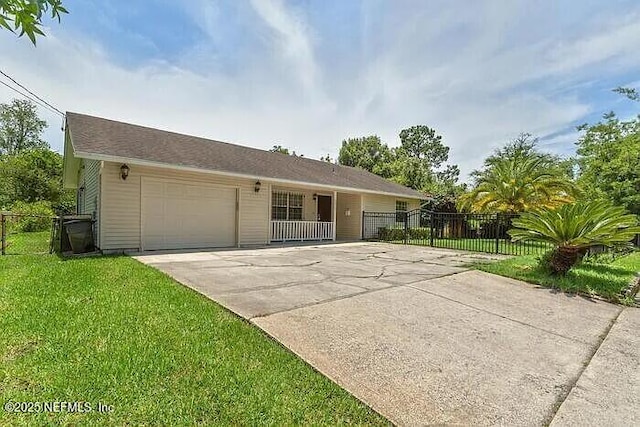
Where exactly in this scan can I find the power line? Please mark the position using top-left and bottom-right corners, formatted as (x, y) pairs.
(0, 69), (64, 117)
(0, 79), (56, 113)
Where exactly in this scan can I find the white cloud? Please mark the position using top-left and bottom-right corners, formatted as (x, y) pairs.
(249, 0), (322, 98)
(0, 1), (638, 182)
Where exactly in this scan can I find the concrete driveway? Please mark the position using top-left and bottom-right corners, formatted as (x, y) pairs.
(135, 242), (639, 426)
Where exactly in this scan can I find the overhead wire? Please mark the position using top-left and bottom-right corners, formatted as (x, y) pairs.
(0, 69), (64, 117)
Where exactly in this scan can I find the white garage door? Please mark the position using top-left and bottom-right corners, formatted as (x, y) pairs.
(142, 178), (237, 250)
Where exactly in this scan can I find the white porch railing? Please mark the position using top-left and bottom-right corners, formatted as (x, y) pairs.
(270, 221), (334, 242)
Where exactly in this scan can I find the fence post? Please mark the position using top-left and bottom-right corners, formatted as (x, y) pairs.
(361, 210), (365, 240)
(403, 211), (408, 245)
(1, 213), (5, 256)
(429, 212), (435, 247)
(495, 213), (500, 254)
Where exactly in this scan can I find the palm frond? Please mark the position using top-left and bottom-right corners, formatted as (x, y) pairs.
(509, 201), (640, 249)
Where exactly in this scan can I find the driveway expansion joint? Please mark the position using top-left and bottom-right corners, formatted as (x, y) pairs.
(405, 283), (598, 346)
(249, 270), (473, 320)
(136, 243), (628, 425)
(248, 282), (409, 320)
(546, 306), (625, 425)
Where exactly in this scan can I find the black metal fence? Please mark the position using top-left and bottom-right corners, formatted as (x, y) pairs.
(363, 210), (554, 256)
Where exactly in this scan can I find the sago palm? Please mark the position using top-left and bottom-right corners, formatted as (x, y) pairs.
(509, 201), (640, 274)
(458, 156), (578, 213)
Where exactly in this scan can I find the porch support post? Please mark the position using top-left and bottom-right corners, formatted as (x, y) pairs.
(267, 184), (272, 244)
(359, 194), (364, 240)
(332, 191), (337, 241)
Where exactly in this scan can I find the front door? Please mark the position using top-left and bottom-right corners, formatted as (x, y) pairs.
(317, 195), (332, 222)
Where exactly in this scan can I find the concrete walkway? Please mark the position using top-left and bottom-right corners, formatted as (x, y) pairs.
(134, 242), (639, 426)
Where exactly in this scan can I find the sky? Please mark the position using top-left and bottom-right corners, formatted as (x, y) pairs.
(0, 0), (639, 181)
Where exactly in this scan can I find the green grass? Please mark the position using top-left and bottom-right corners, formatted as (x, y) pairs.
(476, 251), (640, 304)
(383, 238), (551, 255)
(2, 231), (51, 255)
(427, 238), (550, 255)
(0, 254), (388, 425)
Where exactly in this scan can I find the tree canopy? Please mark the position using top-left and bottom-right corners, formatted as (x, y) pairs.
(575, 112), (640, 215)
(269, 145), (305, 157)
(0, 0), (67, 44)
(337, 126), (461, 197)
(472, 133), (575, 182)
(269, 145), (290, 155)
(0, 148), (73, 211)
(0, 98), (74, 214)
(397, 125), (449, 167)
(0, 99), (48, 155)
(338, 136), (394, 178)
(460, 134), (579, 213)
(392, 125), (459, 193)
(613, 86), (639, 102)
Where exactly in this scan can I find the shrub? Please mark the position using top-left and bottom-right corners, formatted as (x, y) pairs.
(509, 201), (640, 275)
(408, 227), (430, 240)
(378, 227), (405, 241)
(8, 201), (55, 232)
(479, 215), (514, 239)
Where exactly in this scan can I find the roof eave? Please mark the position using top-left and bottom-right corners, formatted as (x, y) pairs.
(62, 127), (82, 189)
(73, 150), (424, 199)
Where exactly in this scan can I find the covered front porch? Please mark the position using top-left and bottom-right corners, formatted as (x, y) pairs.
(269, 187), (362, 243)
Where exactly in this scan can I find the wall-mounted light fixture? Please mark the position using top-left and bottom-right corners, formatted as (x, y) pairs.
(254, 180), (262, 193)
(120, 164), (130, 180)
(345, 209), (351, 217)
(312, 193), (317, 201)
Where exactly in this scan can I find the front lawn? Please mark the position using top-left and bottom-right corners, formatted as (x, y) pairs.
(477, 251), (640, 304)
(0, 254), (387, 425)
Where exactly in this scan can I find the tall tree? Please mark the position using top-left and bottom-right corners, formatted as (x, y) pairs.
(576, 112), (640, 215)
(393, 125), (460, 194)
(0, 99), (48, 155)
(0, 148), (61, 205)
(0, 0), (67, 44)
(338, 136), (394, 178)
(473, 133), (575, 181)
(397, 125), (449, 168)
(460, 135), (578, 213)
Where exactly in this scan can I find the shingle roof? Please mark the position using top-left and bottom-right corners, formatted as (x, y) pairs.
(66, 112), (425, 199)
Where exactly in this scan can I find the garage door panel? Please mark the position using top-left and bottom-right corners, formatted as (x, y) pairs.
(142, 179), (237, 250)
(143, 180), (165, 197)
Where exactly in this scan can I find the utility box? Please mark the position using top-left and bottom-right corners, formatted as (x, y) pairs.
(65, 219), (95, 253)
(53, 216), (95, 254)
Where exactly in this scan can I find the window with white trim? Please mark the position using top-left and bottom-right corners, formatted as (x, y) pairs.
(272, 191), (304, 220)
(396, 200), (408, 222)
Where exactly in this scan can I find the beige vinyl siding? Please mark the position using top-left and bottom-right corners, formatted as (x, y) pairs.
(239, 186), (269, 245)
(362, 194), (421, 235)
(362, 194), (420, 213)
(98, 160), (420, 250)
(100, 162), (269, 250)
(336, 193), (362, 240)
(101, 162), (142, 250)
(408, 199), (420, 211)
(79, 159), (101, 247)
